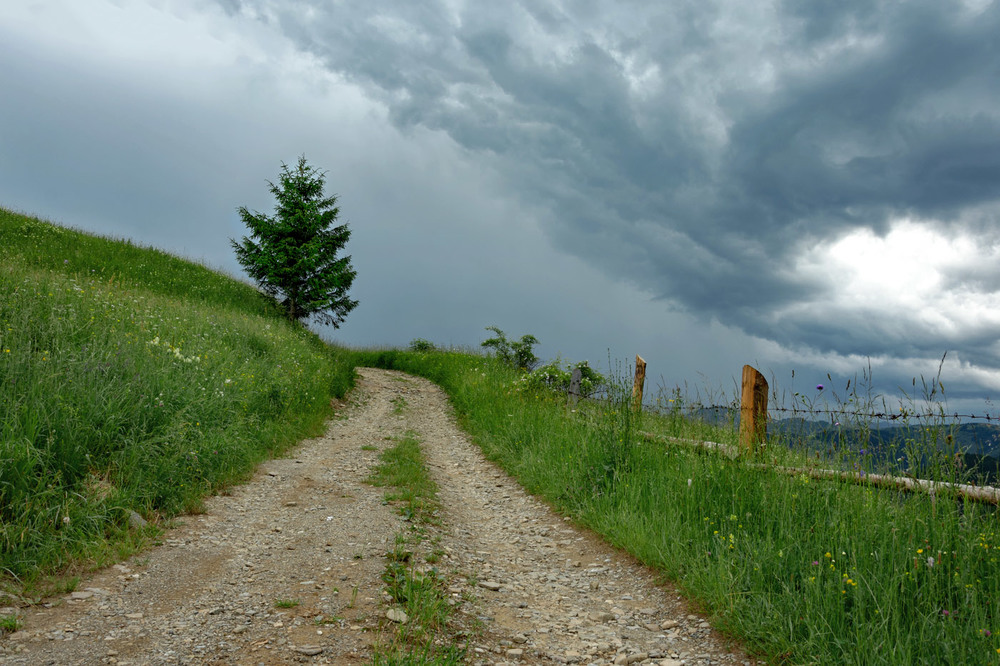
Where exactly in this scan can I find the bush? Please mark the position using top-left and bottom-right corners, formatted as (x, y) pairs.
(480, 326), (538, 371)
(408, 338), (437, 352)
(524, 358), (605, 397)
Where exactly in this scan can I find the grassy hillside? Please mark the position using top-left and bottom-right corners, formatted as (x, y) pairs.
(0, 208), (355, 595)
(354, 347), (1000, 665)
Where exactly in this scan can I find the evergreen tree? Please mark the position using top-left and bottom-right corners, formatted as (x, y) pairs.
(232, 156), (358, 327)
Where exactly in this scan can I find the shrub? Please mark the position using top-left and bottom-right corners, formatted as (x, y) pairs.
(480, 326), (538, 371)
(408, 338), (436, 352)
(524, 358), (605, 397)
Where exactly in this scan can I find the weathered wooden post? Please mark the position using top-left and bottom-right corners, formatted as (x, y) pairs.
(633, 355), (646, 411)
(739, 364), (768, 454)
(568, 367), (583, 407)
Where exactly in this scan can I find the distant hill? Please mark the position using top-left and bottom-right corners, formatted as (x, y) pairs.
(679, 405), (1000, 483)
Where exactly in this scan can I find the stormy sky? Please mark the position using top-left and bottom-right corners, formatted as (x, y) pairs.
(3, 0), (1000, 414)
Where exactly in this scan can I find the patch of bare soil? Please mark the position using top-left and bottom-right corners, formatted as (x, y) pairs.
(1, 368), (752, 666)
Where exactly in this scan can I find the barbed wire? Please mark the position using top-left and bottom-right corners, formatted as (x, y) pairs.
(665, 403), (1000, 424)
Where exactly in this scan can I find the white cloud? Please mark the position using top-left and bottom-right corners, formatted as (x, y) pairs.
(790, 219), (1000, 338)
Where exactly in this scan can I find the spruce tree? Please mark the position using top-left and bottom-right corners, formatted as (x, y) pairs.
(232, 156), (358, 327)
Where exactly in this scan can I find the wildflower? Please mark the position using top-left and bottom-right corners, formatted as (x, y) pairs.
(62, 516), (70, 525)
(812, 561), (819, 566)
(687, 479), (692, 487)
(816, 384), (824, 390)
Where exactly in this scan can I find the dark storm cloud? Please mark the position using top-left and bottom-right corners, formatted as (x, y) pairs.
(223, 0), (1000, 345)
(5, 0), (998, 404)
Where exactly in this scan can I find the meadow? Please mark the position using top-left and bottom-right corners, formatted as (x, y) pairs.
(0, 208), (355, 595)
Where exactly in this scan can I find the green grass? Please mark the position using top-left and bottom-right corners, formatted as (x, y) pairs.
(0, 208), (356, 597)
(0, 613), (21, 634)
(367, 433), (465, 665)
(368, 432), (441, 527)
(352, 347), (1000, 666)
(274, 598), (300, 608)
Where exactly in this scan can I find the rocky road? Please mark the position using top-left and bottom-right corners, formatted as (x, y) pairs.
(1, 368), (752, 665)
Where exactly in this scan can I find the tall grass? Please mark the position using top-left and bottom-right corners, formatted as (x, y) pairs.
(0, 209), (356, 594)
(353, 347), (1000, 665)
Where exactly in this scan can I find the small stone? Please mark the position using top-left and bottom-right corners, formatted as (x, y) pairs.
(124, 613), (144, 620)
(614, 655), (629, 666)
(507, 648), (524, 658)
(386, 609), (408, 624)
(659, 660), (684, 666)
(128, 511), (147, 529)
(590, 611), (615, 623)
(294, 645), (323, 656)
(628, 653), (649, 664)
(661, 619), (680, 630)
(69, 591), (94, 600)
(479, 580), (501, 591)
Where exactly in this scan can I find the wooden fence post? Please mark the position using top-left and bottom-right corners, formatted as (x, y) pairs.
(739, 364), (768, 453)
(633, 355), (646, 411)
(568, 367), (582, 407)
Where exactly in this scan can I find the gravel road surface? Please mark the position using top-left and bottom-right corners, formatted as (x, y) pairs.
(1, 368), (751, 666)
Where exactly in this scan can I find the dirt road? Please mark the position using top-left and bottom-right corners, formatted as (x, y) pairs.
(1, 368), (750, 665)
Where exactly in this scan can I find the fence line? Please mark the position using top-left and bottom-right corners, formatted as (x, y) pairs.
(618, 360), (1000, 505)
(639, 430), (1000, 506)
(656, 401), (1000, 424)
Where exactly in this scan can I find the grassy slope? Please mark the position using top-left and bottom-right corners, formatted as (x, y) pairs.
(352, 348), (1000, 666)
(0, 208), (356, 594)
